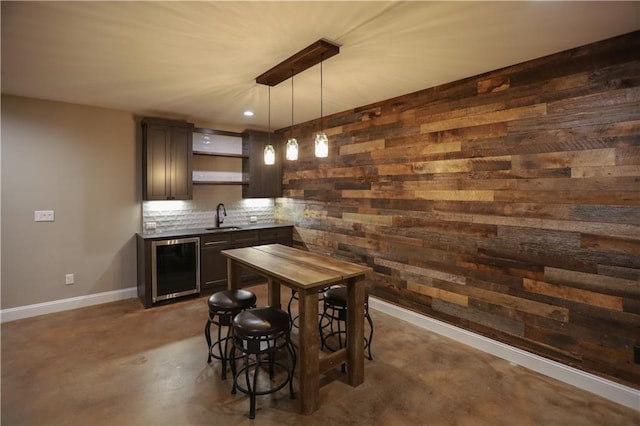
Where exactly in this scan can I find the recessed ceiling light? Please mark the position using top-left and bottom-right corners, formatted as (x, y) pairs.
(243, 111), (254, 117)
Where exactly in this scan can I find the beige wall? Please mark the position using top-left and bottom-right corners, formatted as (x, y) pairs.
(1, 95), (140, 309)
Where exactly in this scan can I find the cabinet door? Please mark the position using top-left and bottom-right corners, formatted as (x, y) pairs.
(144, 124), (171, 200)
(242, 130), (282, 198)
(170, 126), (193, 200)
(142, 118), (194, 201)
(261, 143), (282, 198)
(259, 227), (293, 246)
(200, 235), (231, 291)
(201, 247), (229, 291)
(232, 231), (261, 282)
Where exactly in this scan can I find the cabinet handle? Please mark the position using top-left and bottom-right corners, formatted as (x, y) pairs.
(204, 241), (229, 246)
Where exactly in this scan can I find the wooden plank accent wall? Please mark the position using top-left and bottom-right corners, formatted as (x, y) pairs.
(275, 32), (640, 388)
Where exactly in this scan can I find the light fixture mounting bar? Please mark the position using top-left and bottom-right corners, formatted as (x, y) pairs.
(256, 39), (340, 86)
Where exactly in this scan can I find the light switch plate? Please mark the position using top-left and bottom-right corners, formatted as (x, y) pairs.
(34, 210), (55, 222)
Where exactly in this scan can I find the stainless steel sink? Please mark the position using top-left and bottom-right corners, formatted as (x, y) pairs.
(204, 226), (241, 232)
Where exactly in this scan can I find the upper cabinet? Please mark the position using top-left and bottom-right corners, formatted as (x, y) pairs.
(142, 118), (194, 200)
(242, 130), (282, 198)
(141, 121), (282, 199)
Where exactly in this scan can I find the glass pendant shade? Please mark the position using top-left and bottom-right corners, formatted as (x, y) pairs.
(314, 132), (328, 158)
(286, 137), (298, 160)
(264, 144), (275, 165)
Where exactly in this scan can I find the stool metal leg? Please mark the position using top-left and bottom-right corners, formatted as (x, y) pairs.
(248, 353), (260, 419)
(205, 319), (213, 363)
(286, 336), (297, 399)
(319, 298), (374, 364)
(230, 343), (238, 395)
(217, 315), (233, 380)
(365, 308), (374, 361)
(287, 289), (298, 328)
(206, 311), (239, 380)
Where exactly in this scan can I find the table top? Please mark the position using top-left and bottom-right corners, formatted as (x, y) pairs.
(221, 244), (371, 290)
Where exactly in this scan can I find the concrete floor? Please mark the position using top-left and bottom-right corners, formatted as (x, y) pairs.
(2, 282), (638, 426)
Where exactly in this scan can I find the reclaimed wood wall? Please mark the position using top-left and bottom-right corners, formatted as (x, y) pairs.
(275, 32), (640, 388)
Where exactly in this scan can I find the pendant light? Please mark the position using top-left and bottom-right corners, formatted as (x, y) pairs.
(264, 86), (275, 165)
(286, 69), (299, 161)
(314, 54), (329, 158)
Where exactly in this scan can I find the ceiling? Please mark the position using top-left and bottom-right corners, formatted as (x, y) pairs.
(2, 1), (638, 132)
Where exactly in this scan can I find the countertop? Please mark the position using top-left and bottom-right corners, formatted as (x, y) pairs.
(137, 222), (293, 240)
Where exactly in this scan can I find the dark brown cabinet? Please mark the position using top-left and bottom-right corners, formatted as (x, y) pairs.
(142, 118), (194, 200)
(200, 233), (232, 291)
(138, 226), (293, 305)
(199, 226), (293, 292)
(232, 230), (261, 282)
(242, 130), (282, 198)
(259, 227), (293, 245)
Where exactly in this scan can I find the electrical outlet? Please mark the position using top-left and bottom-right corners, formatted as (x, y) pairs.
(250, 216), (258, 223)
(145, 222), (157, 231)
(34, 210), (55, 222)
(65, 273), (74, 285)
(634, 345), (640, 364)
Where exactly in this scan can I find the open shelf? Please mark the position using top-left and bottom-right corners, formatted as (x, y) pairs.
(193, 181), (248, 185)
(193, 151), (247, 158)
(193, 170), (247, 185)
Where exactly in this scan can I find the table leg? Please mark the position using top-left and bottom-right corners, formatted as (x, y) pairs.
(267, 278), (281, 309)
(346, 276), (365, 386)
(298, 288), (320, 414)
(226, 259), (241, 290)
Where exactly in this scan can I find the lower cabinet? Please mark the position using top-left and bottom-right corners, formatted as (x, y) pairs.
(258, 227), (293, 245)
(232, 230), (260, 283)
(200, 233), (232, 292)
(200, 226), (293, 292)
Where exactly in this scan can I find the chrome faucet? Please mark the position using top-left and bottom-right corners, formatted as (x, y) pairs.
(215, 203), (227, 228)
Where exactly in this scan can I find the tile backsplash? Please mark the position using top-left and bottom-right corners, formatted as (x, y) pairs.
(142, 189), (276, 232)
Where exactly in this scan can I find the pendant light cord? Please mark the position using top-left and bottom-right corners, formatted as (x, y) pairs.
(268, 86), (271, 143)
(291, 69), (295, 135)
(320, 54), (324, 132)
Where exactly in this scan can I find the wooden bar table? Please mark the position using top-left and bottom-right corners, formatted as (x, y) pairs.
(221, 243), (371, 415)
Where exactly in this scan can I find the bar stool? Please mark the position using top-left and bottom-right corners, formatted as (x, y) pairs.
(204, 289), (257, 379)
(230, 307), (296, 419)
(319, 285), (374, 361)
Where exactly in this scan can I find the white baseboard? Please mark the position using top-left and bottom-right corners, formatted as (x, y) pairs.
(369, 297), (640, 412)
(0, 287), (137, 324)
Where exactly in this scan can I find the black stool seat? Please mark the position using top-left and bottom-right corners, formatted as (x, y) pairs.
(205, 289), (257, 379)
(323, 286), (349, 307)
(320, 285), (374, 362)
(233, 307), (291, 337)
(209, 289), (257, 313)
(231, 307), (296, 419)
